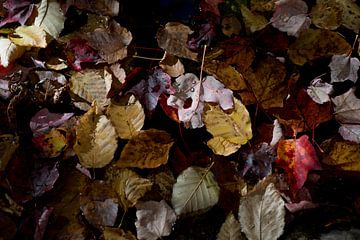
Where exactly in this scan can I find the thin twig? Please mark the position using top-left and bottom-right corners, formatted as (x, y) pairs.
(199, 45), (207, 82)
(132, 55), (163, 61)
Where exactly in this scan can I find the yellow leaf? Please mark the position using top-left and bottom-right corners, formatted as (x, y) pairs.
(335, 0), (360, 33)
(159, 53), (185, 78)
(240, 5), (268, 33)
(310, 0), (342, 30)
(106, 95), (145, 139)
(70, 69), (112, 111)
(0, 38), (25, 67)
(116, 129), (174, 168)
(203, 98), (252, 156)
(322, 139), (360, 171)
(34, 0), (65, 39)
(106, 167), (152, 210)
(74, 105), (117, 168)
(251, 0), (275, 12)
(10, 25), (47, 48)
(288, 29), (351, 66)
(244, 56), (287, 109)
(0, 134), (19, 172)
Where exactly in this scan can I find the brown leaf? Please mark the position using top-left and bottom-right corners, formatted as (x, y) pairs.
(103, 227), (137, 240)
(0, 134), (18, 172)
(116, 129), (174, 169)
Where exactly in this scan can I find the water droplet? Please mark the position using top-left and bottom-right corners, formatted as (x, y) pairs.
(192, 80), (196, 84)
(190, 88), (195, 92)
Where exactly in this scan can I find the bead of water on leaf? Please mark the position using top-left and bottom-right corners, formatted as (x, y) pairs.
(190, 88), (195, 92)
(192, 80), (196, 85)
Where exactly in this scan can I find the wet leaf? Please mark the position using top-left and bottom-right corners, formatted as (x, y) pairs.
(329, 54), (360, 83)
(0, 37), (25, 67)
(116, 129), (174, 168)
(135, 200), (176, 240)
(106, 95), (145, 139)
(10, 25), (47, 48)
(106, 167), (152, 210)
(171, 166), (220, 215)
(239, 182), (285, 240)
(74, 104), (117, 168)
(276, 135), (322, 190)
(203, 98), (252, 156)
(288, 29), (351, 66)
(217, 213), (244, 240)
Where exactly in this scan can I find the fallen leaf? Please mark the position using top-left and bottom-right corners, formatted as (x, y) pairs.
(31, 162), (60, 197)
(157, 22), (198, 60)
(159, 53), (185, 78)
(34, 206), (53, 240)
(239, 182), (285, 240)
(204, 60), (248, 91)
(103, 227), (137, 240)
(70, 68), (112, 111)
(149, 170), (176, 202)
(288, 29), (351, 66)
(74, 104), (118, 168)
(128, 67), (175, 114)
(339, 124), (360, 144)
(87, 20), (132, 64)
(34, 0), (65, 39)
(171, 166), (220, 215)
(271, 0), (311, 37)
(306, 78), (334, 104)
(335, 0), (360, 33)
(199, 0), (224, 16)
(321, 228), (360, 240)
(202, 75), (234, 110)
(244, 55), (287, 109)
(0, 134), (19, 172)
(217, 213), (244, 240)
(203, 98), (252, 156)
(116, 129), (174, 169)
(310, 0), (342, 30)
(105, 167), (152, 210)
(332, 88), (360, 124)
(32, 128), (67, 158)
(321, 139), (360, 171)
(240, 4), (267, 33)
(276, 135), (322, 190)
(221, 16), (241, 37)
(0, 0), (34, 27)
(64, 0), (120, 16)
(270, 119), (283, 147)
(329, 54), (360, 83)
(106, 95), (145, 139)
(9, 25), (47, 48)
(251, 0), (275, 12)
(0, 37), (25, 67)
(135, 200), (176, 240)
(64, 38), (100, 71)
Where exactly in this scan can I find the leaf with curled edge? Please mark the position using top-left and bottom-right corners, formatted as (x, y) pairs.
(74, 104), (117, 168)
(116, 129), (174, 169)
(105, 167), (152, 210)
(203, 98), (252, 156)
(239, 182), (285, 240)
(171, 166), (220, 215)
(106, 95), (145, 139)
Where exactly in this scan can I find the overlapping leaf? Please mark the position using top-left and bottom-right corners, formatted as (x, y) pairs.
(217, 213), (244, 240)
(0, 37), (25, 67)
(9, 25), (47, 48)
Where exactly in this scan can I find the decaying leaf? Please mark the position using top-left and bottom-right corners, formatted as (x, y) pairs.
(217, 213), (244, 240)
(106, 95), (145, 139)
(64, 38), (100, 71)
(31, 162), (59, 197)
(288, 29), (351, 66)
(74, 104), (117, 168)
(335, 0), (360, 33)
(0, 37), (25, 67)
(306, 78), (333, 104)
(329, 54), (360, 83)
(157, 22), (198, 60)
(339, 124), (360, 144)
(87, 20), (132, 64)
(117, 129), (174, 168)
(276, 135), (322, 190)
(251, 0), (275, 12)
(332, 88), (360, 124)
(135, 200), (176, 240)
(321, 139), (360, 171)
(70, 68), (112, 110)
(64, 0), (120, 16)
(171, 166), (220, 215)
(203, 98), (252, 156)
(159, 53), (185, 78)
(103, 227), (137, 240)
(244, 56), (287, 109)
(240, 4), (267, 33)
(9, 25), (47, 48)
(310, 0), (342, 30)
(106, 167), (152, 210)
(320, 228), (360, 239)
(32, 128), (67, 158)
(239, 182), (285, 240)
(0, 134), (19, 172)
(34, 0), (65, 39)
(221, 16), (241, 37)
(0, 0), (34, 27)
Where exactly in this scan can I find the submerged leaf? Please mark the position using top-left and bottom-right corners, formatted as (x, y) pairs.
(171, 166), (220, 215)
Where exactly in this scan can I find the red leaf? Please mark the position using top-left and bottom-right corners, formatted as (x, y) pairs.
(64, 39), (100, 71)
(34, 207), (54, 240)
(276, 135), (321, 191)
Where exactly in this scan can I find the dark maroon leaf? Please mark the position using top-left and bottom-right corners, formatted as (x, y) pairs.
(64, 38), (100, 71)
(34, 206), (54, 240)
(0, 0), (34, 27)
(31, 162), (60, 198)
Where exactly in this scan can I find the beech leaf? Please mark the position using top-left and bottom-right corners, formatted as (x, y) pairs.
(217, 213), (244, 240)
(332, 88), (360, 124)
(339, 124), (360, 144)
(116, 129), (174, 169)
(239, 182), (285, 240)
(329, 54), (360, 83)
(34, 0), (65, 39)
(171, 166), (220, 215)
(74, 105), (117, 168)
(0, 37), (25, 67)
(135, 200), (176, 240)
(9, 25), (47, 48)
(203, 98), (252, 156)
(106, 95), (145, 139)
(271, 0), (311, 37)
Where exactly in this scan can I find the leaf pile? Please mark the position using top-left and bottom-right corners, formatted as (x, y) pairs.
(0, 0), (360, 239)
